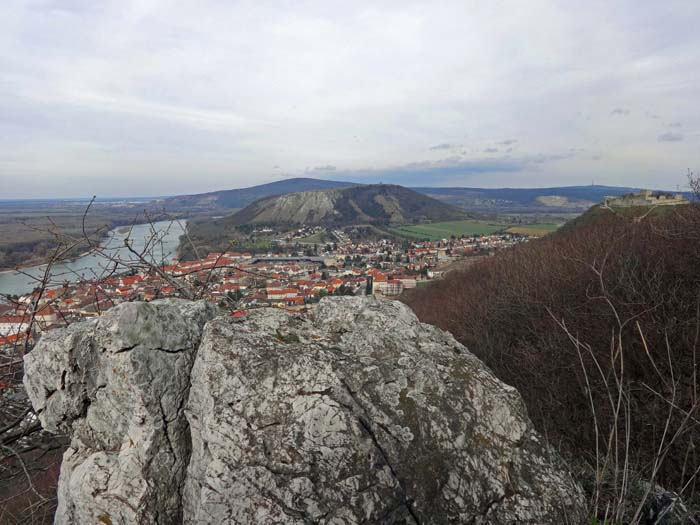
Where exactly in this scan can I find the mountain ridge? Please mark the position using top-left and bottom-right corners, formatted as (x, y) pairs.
(156, 177), (687, 215)
(159, 177), (357, 211)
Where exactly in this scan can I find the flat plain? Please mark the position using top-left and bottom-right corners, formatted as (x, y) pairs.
(391, 220), (559, 240)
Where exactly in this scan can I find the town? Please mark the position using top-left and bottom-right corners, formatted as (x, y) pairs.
(0, 230), (532, 349)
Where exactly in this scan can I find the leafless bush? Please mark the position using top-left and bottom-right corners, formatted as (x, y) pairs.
(0, 199), (258, 522)
(689, 170), (700, 202)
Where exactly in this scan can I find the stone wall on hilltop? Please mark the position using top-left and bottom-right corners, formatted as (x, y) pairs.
(24, 297), (586, 524)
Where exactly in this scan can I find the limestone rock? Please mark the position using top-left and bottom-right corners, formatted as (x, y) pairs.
(24, 299), (216, 525)
(183, 297), (585, 524)
(24, 296), (586, 524)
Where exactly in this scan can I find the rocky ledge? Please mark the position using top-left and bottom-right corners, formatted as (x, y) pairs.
(24, 297), (585, 524)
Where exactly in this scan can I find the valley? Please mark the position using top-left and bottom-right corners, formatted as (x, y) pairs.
(0, 178), (672, 272)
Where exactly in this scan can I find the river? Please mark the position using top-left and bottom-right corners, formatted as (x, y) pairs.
(0, 220), (186, 297)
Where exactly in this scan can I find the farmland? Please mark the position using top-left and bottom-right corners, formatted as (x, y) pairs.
(392, 220), (503, 240)
(392, 220), (560, 240)
(0, 199), (180, 271)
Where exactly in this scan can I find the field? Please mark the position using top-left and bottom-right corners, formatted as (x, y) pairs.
(0, 200), (179, 270)
(392, 220), (561, 240)
(391, 220), (509, 240)
(0, 205), (116, 270)
(296, 231), (328, 244)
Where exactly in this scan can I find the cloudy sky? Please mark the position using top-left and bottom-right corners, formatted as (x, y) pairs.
(2, 1), (699, 198)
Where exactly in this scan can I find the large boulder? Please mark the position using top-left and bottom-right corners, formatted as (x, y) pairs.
(25, 297), (586, 524)
(24, 299), (216, 525)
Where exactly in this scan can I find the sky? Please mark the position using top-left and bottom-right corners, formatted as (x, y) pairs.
(1, 1), (699, 198)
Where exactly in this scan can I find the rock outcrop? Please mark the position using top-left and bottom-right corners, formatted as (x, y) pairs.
(24, 297), (586, 524)
(24, 299), (217, 524)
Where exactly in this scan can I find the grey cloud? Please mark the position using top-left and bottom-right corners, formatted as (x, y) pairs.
(28, 1), (89, 14)
(314, 152), (573, 187)
(528, 152), (575, 164)
(483, 147), (499, 153)
(1, 1), (699, 197)
(668, 122), (682, 128)
(658, 132), (684, 142)
(312, 165), (336, 171)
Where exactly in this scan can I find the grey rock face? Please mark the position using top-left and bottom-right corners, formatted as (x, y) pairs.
(25, 297), (585, 524)
(24, 299), (216, 525)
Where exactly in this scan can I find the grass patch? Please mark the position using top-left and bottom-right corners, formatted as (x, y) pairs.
(297, 231), (327, 244)
(391, 220), (508, 240)
(506, 223), (560, 236)
(392, 220), (561, 240)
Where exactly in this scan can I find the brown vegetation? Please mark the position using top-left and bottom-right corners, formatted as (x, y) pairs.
(402, 202), (700, 520)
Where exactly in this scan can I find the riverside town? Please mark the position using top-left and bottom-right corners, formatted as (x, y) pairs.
(0, 230), (527, 348)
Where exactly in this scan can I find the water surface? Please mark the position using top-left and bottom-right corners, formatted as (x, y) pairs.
(0, 220), (185, 296)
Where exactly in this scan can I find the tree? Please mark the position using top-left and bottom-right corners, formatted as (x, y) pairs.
(689, 169), (699, 201)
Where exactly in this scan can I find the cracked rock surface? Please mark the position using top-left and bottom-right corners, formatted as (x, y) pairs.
(25, 297), (585, 524)
(24, 299), (216, 525)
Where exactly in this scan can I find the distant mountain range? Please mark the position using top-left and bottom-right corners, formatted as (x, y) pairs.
(413, 185), (643, 213)
(157, 178), (676, 215)
(169, 178), (692, 259)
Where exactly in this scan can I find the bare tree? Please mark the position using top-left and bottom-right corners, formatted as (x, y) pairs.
(689, 169), (700, 202)
(0, 199), (276, 521)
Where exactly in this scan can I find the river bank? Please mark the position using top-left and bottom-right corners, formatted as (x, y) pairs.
(0, 221), (186, 296)
(0, 244), (97, 274)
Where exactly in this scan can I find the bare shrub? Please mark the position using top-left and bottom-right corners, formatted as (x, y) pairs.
(0, 201), (255, 522)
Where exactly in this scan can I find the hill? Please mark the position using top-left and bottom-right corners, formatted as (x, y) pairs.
(229, 184), (467, 226)
(401, 202), (700, 518)
(180, 184), (467, 259)
(158, 177), (357, 212)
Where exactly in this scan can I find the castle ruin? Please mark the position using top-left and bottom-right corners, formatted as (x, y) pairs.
(603, 189), (689, 208)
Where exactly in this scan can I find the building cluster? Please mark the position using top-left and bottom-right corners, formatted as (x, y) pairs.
(0, 231), (527, 350)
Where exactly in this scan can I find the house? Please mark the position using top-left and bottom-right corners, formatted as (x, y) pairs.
(0, 314), (28, 337)
(371, 273), (387, 294)
(266, 289), (298, 301)
(394, 275), (417, 289)
(382, 279), (403, 296)
(34, 304), (58, 325)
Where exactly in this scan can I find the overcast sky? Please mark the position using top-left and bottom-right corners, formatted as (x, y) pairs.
(1, 1), (699, 198)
